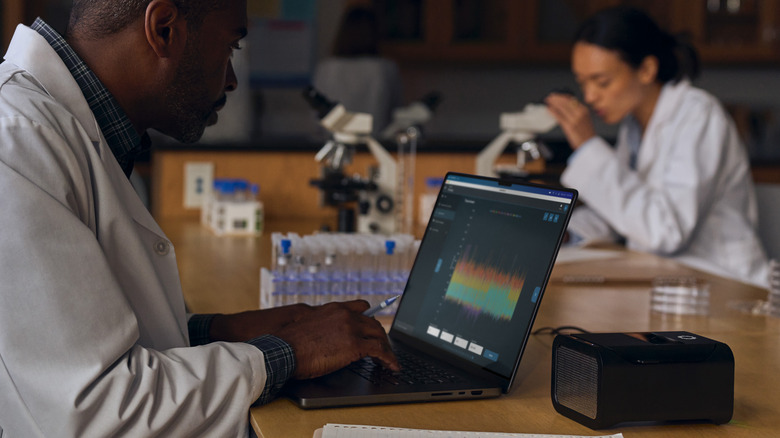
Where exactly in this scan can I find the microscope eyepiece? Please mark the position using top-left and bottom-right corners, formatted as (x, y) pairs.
(303, 86), (338, 119)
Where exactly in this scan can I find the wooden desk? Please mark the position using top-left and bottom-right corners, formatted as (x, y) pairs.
(158, 219), (779, 438)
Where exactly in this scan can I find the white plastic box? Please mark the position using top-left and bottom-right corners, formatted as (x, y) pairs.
(202, 179), (264, 236)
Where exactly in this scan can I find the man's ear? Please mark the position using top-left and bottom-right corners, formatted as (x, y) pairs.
(144, 0), (187, 59)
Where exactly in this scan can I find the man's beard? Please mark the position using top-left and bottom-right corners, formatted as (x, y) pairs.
(162, 43), (212, 144)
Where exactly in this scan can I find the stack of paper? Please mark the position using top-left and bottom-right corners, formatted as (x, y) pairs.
(314, 423), (625, 438)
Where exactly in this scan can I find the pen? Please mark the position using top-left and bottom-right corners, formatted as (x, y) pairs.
(363, 295), (401, 317)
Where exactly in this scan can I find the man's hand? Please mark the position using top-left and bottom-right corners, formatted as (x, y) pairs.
(274, 300), (400, 380)
(209, 304), (316, 342)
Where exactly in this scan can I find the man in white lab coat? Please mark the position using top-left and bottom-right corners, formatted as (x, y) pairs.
(0, 1), (398, 436)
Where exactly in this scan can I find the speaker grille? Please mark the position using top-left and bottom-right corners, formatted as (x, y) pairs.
(555, 346), (599, 419)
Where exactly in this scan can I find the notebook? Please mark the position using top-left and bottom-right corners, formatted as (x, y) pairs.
(283, 172), (577, 408)
(314, 423), (624, 438)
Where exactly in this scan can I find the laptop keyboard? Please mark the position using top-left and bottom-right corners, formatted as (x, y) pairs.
(347, 349), (466, 386)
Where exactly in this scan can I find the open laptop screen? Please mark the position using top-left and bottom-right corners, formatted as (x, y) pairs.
(392, 173), (575, 379)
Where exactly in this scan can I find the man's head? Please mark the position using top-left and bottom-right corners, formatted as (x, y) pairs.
(66, 0), (248, 143)
(67, 0), (219, 39)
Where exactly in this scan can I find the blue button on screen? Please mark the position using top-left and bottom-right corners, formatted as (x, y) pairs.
(531, 286), (541, 303)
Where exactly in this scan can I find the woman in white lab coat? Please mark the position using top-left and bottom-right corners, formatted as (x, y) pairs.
(545, 6), (769, 287)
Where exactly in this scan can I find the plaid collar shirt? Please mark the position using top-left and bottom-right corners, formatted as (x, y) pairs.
(32, 18), (149, 178)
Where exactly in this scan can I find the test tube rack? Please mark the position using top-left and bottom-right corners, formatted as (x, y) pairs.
(260, 232), (420, 315)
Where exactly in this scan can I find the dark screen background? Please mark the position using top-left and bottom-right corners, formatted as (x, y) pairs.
(393, 176), (572, 378)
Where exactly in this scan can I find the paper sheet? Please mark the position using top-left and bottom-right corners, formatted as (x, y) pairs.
(554, 247), (623, 264)
(315, 423), (625, 438)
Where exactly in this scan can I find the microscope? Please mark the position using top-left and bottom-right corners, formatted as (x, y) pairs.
(304, 86), (398, 234)
(380, 92), (442, 140)
(476, 103), (558, 179)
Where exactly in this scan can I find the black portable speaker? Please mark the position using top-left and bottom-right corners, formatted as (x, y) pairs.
(551, 331), (734, 429)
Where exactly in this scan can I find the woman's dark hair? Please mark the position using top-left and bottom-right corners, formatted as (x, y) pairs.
(574, 6), (700, 83)
(332, 7), (380, 57)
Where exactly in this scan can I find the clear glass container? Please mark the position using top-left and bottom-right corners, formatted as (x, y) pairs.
(650, 276), (710, 315)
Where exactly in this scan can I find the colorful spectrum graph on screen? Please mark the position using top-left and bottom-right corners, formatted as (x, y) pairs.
(444, 246), (525, 322)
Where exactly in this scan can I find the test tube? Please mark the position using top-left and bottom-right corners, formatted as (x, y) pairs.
(288, 254), (308, 304)
(315, 254), (334, 305)
(233, 179), (249, 201)
(271, 238), (292, 307)
(298, 262), (317, 305)
(344, 239), (361, 302)
(251, 183), (264, 235)
(329, 236), (350, 302)
(360, 238), (380, 301)
(329, 251), (346, 302)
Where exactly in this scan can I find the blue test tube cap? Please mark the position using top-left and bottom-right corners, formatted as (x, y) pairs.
(281, 239), (292, 255)
(223, 181), (236, 194)
(234, 179), (249, 191)
(385, 240), (396, 255)
(425, 177), (445, 188)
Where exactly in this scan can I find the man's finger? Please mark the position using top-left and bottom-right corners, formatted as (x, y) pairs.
(357, 337), (400, 371)
(329, 299), (370, 313)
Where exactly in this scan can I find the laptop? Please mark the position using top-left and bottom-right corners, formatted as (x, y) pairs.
(283, 172), (577, 408)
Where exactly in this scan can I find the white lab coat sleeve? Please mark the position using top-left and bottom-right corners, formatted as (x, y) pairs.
(566, 205), (622, 246)
(560, 103), (726, 255)
(0, 119), (265, 437)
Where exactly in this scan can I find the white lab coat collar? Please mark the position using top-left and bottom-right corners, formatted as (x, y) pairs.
(631, 79), (693, 174)
(646, 79), (692, 129)
(4, 23), (169, 245)
(4, 24), (101, 142)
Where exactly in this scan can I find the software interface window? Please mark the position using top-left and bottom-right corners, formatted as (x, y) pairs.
(394, 176), (573, 378)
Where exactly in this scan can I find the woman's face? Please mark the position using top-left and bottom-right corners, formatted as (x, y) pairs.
(571, 41), (656, 125)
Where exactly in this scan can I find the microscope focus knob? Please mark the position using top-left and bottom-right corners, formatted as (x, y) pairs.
(375, 194), (394, 214)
